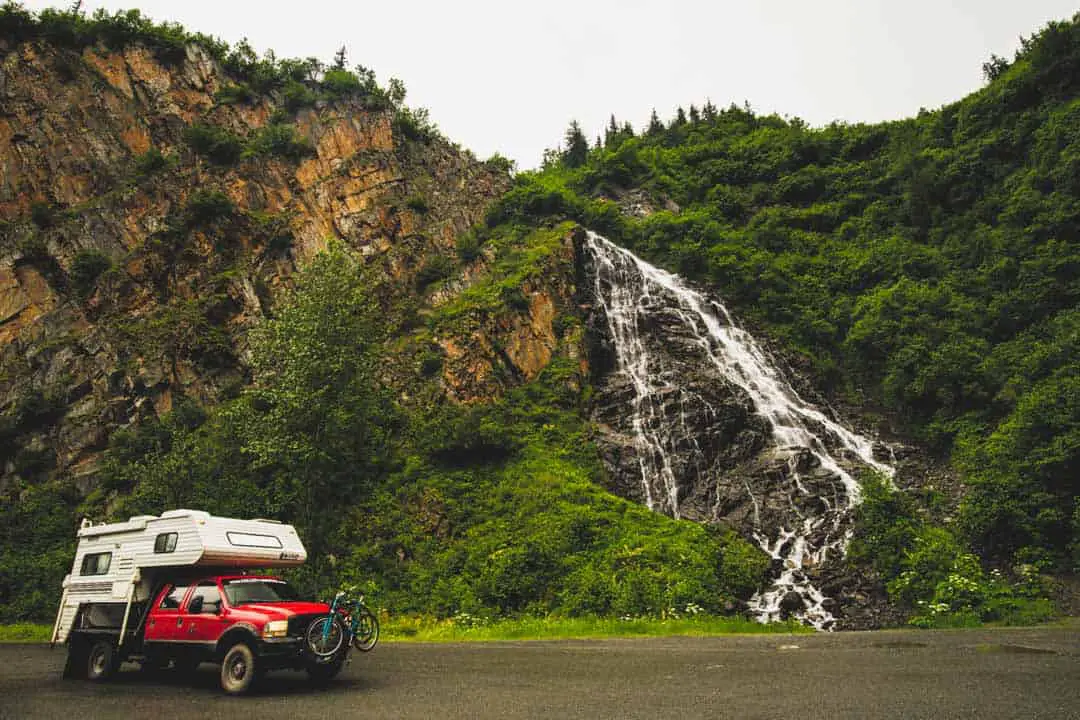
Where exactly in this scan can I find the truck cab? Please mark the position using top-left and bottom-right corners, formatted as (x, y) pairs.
(131, 574), (346, 692)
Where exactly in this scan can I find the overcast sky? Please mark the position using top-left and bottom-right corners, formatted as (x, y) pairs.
(22, 0), (1080, 168)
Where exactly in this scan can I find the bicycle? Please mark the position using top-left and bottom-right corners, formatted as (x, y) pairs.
(305, 589), (380, 659)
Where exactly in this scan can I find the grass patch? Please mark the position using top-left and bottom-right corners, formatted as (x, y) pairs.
(0, 624), (51, 643)
(381, 614), (810, 642)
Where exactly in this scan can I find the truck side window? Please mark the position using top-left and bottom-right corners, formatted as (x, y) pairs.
(191, 582), (222, 613)
(159, 584), (190, 610)
(153, 532), (178, 553)
(79, 552), (112, 576)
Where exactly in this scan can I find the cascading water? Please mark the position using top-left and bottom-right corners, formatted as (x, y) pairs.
(586, 231), (894, 630)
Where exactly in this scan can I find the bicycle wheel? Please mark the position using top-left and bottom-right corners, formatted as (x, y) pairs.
(306, 616), (345, 658)
(351, 608), (379, 652)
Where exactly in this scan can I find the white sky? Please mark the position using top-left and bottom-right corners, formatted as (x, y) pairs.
(22, 0), (1080, 169)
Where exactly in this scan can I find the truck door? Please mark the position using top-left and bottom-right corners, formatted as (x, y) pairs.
(179, 580), (228, 645)
(144, 582), (191, 643)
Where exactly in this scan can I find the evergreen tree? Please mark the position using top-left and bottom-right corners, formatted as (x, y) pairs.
(562, 120), (589, 168)
(605, 114), (620, 146)
(672, 107), (688, 128)
(703, 99), (718, 121)
(647, 108), (664, 136)
(689, 104), (701, 124)
(332, 45), (347, 70)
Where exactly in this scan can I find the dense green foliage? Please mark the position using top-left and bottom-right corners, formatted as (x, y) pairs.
(2, 3), (1077, 628)
(68, 249), (112, 300)
(491, 15), (1080, 573)
(848, 476), (1053, 627)
(71, 243), (766, 621)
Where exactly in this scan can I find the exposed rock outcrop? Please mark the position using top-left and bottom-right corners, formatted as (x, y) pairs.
(0, 38), (510, 488)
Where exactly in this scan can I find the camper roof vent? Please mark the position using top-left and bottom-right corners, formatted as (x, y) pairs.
(160, 509), (210, 520)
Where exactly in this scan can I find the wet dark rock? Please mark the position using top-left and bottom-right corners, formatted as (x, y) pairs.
(580, 234), (914, 629)
(780, 592), (805, 613)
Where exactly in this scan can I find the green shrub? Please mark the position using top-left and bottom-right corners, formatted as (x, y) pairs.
(418, 350), (443, 377)
(420, 403), (524, 466)
(16, 234), (49, 260)
(183, 190), (234, 230)
(265, 232), (294, 256)
(183, 123), (244, 165)
(405, 194), (430, 214)
(847, 474), (920, 579)
(29, 202), (57, 229)
(245, 123), (314, 161)
(321, 69), (361, 98)
(485, 153), (516, 175)
(282, 80), (318, 113)
(415, 255), (455, 290)
(455, 232), (484, 263)
(134, 147), (173, 176)
(215, 83), (253, 105)
(11, 446), (55, 476)
(393, 106), (439, 144)
(69, 249), (112, 299)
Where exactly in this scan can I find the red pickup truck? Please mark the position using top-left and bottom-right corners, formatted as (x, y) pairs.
(65, 573), (348, 694)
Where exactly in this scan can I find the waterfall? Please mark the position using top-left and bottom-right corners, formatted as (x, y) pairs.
(585, 231), (893, 630)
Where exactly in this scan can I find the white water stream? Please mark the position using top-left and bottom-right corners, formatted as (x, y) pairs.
(586, 231), (894, 629)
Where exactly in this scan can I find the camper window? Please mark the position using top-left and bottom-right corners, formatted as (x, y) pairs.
(160, 584), (190, 610)
(226, 531), (283, 549)
(80, 552), (112, 576)
(153, 532), (178, 553)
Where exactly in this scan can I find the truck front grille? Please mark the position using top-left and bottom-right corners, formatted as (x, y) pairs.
(287, 613), (324, 638)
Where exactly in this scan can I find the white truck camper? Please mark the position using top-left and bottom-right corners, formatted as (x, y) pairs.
(52, 509), (307, 647)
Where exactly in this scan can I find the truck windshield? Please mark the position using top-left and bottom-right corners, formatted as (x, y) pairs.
(222, 579), (301, 605)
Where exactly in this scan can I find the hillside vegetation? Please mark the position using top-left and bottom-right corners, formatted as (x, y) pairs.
(0, 4), (765, 625)
(488, 15), (1080, 584)
(1, 4), (1077, 629)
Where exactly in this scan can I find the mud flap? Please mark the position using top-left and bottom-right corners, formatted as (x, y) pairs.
(62, 641), (84, 679)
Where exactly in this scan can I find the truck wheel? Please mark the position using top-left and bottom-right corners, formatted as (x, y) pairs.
(220, 642), (257, 695)
(306, 656), (345, 684)
(86, 639), (120, 682)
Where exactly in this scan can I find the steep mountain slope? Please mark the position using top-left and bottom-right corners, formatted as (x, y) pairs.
(0, 7), (767, 626)
(481, 13), (1080, 622)
(0, 15), (507, 487)
(2, 5), (1076, 629)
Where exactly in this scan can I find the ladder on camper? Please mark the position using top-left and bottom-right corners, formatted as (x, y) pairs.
(51, 589), (78, 646)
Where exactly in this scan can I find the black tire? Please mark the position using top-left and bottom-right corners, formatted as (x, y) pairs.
(305, 616), (345, 658)
(86, 639), (120, 682)
(219, 642), (257, 695)
(351, 608), (379, 652)
(306, 656), (345, 684)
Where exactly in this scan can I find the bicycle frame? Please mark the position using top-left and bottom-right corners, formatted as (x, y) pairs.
(319, 591), (372, 646)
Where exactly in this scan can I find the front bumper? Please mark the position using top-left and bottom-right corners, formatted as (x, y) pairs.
(256, 635), (348, 670)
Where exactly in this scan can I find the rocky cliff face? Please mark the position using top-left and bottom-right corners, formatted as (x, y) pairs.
(0, 37), (510, 489)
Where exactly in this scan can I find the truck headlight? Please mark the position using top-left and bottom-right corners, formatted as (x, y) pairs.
(262, 620), (289, 639)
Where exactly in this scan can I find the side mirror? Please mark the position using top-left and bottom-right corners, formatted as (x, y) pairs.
(188, 595), (204, 614)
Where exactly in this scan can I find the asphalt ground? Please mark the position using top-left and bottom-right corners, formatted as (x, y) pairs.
(1, 627), (1078, 719)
